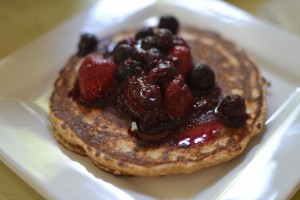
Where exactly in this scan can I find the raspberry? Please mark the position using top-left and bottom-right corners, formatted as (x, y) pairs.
(164, 75), (193, 119)
(78, 56), (116, 103)
(167, 45), (193, 78)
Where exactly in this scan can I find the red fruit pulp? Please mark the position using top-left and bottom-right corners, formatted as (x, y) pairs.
(78, 56), (116, 103)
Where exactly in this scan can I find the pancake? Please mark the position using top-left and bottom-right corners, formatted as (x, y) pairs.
(49, 26), (267, 176)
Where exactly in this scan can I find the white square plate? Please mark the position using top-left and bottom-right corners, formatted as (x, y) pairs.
(1, 0), (300, 199)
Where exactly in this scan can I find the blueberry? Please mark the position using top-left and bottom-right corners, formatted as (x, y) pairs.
(140, 36), (155, 50)
(148, 60), (178, 87)
(138, 108), (170, 134)
(112, 44), (133, 63)
(188, 63), (215, 92)
(77, 33), (98, 56)
(135, 27), (155, 40)
(155, 29), (174, 52)
(144, 48), (164, 71)
(115, 58), (143, 82)
(217, 94), (247, 127)
(158, 15), (179, 34)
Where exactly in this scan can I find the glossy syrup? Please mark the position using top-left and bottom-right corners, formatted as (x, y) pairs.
(172, 120), (221, 147)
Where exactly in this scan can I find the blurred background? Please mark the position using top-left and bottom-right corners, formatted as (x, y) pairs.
(0, 0), (299, 199)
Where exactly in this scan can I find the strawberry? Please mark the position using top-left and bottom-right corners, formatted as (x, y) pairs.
(78, 56), (116, 103)
(164, 75), (193, 119)
(122, 76), (146, 116)
(167, 45), (193, 78)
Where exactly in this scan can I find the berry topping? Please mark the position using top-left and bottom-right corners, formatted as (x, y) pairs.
(148, 60), (178, 87)
(155, 29), (174, 52)
(77, 33), (98, 56)
(167, 45), (193, 78)
(158, 15), (179, 34)
(135, 27), (155, 40)
(71, 16), (246, 138)
(138, 84), (162, 110)
(122, 76), (146, 116)
(115, 58), (144, 82)
(112, 44), (134, 63)
(217, 94), (247, 127)
(164, 75), (194, 119)
(78, 56), (116, 103)
(116, 37), (136, 46)
(188, 63), (215, 92)
(172, 35), (189, 47)
(140, 36), (155, 50)
(144, 48), (164, 71)
(138, 109), (170, 134)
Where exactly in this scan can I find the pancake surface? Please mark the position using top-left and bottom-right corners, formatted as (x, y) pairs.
(49, 26), (267, 176)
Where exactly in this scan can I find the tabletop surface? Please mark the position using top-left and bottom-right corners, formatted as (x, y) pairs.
(0, 0), (299, 199)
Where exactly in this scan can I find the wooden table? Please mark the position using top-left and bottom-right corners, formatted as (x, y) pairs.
(1, 0), (299, 199)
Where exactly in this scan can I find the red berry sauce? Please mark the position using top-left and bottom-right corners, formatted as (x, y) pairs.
(173, 120), (221, 147)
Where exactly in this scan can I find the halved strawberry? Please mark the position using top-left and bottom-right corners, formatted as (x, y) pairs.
(164, 75), (193, 119)
(78, 56), (116, 103)
(167, 45), (193, 78)
(122, 76), (146, 116)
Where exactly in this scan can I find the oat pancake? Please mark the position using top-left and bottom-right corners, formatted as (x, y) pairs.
(49, 26), (267, 176)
